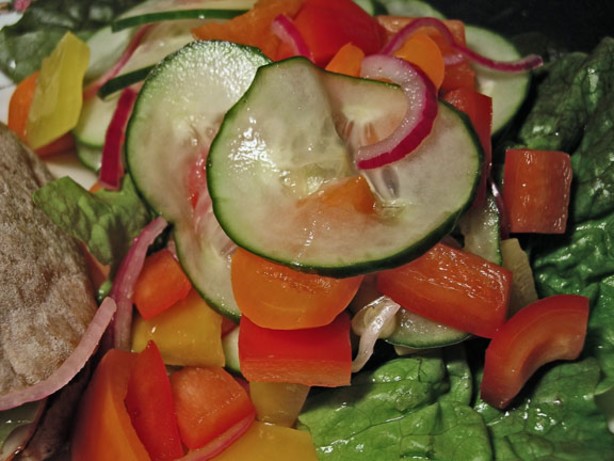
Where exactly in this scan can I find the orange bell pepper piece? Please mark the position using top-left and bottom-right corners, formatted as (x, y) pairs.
(393, 32), (445, 89)
(325, 42), (365, 77)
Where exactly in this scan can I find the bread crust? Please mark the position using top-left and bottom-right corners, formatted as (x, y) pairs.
(0, 123), (97, 396)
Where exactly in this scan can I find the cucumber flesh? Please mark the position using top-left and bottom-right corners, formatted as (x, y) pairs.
(113, 0), (255, 31)
(73, 95), (119, 148)
(376, 0), (445, 18)
(386, 308), (470, 349)
(208, 58), (482, 276)
(458, 191), (502, 264)
(85, 26), (135, 83)
(222, 326), (241, 375)
(99, 21), (199, 98)
(126, 40), (271, 318)
(465, 25), (531, 135)
(76, 142), (103, 172)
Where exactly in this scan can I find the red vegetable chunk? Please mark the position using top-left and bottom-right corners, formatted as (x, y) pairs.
(480, 294), (589, 409)
(377, 243), (512, 338)
(239, 313), (352, 387)
(292, 0), (386, 66)
(125, 341), (185, 461)
(503, 148), (573, 234)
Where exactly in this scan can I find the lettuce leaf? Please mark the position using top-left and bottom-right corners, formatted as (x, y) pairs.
(32, 174), (154, 272)
(0, 0), (143, 82)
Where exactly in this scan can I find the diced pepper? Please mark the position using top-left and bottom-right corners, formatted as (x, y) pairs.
(503, 148), (573, 234)
(480, 294), (589, 409)
(132, 289), (225, 368)
(325, 42), (365, 77)
(231, 247), (363, 330)
(192, 0), (303, 59)
(377, 243), (512, 338)
(133, 248), (192, 319)
(125, 341), (184, 461)
(292, 0), (386, 66)
(249, 381), (310, 427)
(394, 32), (445, 89)
(71, 349), (150, 461)
(443, 87), (493, 206)
(239, 313), (352, 387)
(170, 366), (255, 451)
(210, 421), (318, 461)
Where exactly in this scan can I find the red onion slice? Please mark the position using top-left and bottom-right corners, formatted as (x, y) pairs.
(0, 297), (117, 411)
(356, 54), (438, 170)
(351, 296), (401, 372)
(177, 413), (254, 461)
(110, 216), (168, 350)
(381, 17), (543, 73)
(83, 25), (151, 100)
(271, 14), (313, 61)
(99, 87), (138, 190)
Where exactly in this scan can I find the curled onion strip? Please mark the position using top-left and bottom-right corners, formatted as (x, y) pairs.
(271, 14), (313, 61)
(381, 16), (543, 73)
(356, 54), (438, 170)
(110, 216), (168, 350)
(0, 297), (117, 411)
(351, 296), (401, 373)
(99, 86), (138, 190)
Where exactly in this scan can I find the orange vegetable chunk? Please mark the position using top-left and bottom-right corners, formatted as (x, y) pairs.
(325, 42), (365, 77)
(71, 349), (150, 461)
(377, 243), (512, 338)
(231, 247), (363, 330)
(394, 32), (445, 89)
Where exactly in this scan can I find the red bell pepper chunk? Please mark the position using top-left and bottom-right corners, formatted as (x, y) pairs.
(239, 313), (352, 387)
(480, 294), (589, 409)
(503, 148), (573, 234)
(170, 366), (255, 451)
(377, 243), (512, 338)
(443, 88), (493, 206)
(125, 341), (185, 461)
(133, 249), (193, 320)
(290, 0), (387, 66)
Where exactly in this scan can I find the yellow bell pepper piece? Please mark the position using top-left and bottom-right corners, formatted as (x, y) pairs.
(249, 381), (310, 427)
(211, 422), (318, 461)
(132, 289), (225, 367)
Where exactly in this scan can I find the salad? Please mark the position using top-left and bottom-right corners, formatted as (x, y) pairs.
(1, 0), (613, 460)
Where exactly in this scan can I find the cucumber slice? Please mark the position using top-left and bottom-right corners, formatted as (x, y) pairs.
(113, 0), (254, 31)
(76, 142), (103, 172)
(85, 26), (135, 84)
(386, 308), (470, 349)
(99, 21), (199, 99)
(222, 326), (241, 375)
(126, 40), (271, 319)
(376, 0), (445, 18)
(208, 58), (482, 276)
(73, 95), (119, 148)
(458, 192), (502, 264)
(465, 25), (531, 135)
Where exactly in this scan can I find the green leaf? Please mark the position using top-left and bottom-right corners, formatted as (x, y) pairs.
(32, 174), (154, 271)
(298, 352), (492, 461)
(476, 359), (614, 460)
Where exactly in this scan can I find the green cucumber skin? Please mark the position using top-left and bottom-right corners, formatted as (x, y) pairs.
(208, 58), (483, 278)
(386, 309), (471, 349)
(113, 9), (243, 31)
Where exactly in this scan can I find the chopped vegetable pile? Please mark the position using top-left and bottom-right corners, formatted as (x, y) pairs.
(1, 0), (613, 460)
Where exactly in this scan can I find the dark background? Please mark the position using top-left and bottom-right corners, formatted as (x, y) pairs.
(425, 0), (614, 54)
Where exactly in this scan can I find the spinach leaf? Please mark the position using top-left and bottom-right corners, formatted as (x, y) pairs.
(0, 0), (142, 82)
(298, 351), (493, 461)
(32, 174), (154, 272)
(476, 359), (614, 460)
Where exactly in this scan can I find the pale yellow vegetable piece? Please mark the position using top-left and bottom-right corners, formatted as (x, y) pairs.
(211, 421), (318, 461)
(26, 32), (89, 149)
(132, 290), (225, 367)
(249, 381), (310, 427)
(501, 238), (539, 315)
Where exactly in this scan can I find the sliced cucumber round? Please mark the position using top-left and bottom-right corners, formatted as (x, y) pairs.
(126, 40), (270, 319)
(85, 26), (135, 84)
(208, 58), (482, 276)
(112, 0), (254, 31)
(465, 25), (531, 135)
(73, 94), (119, 148)
(458, 191), (502, 265)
